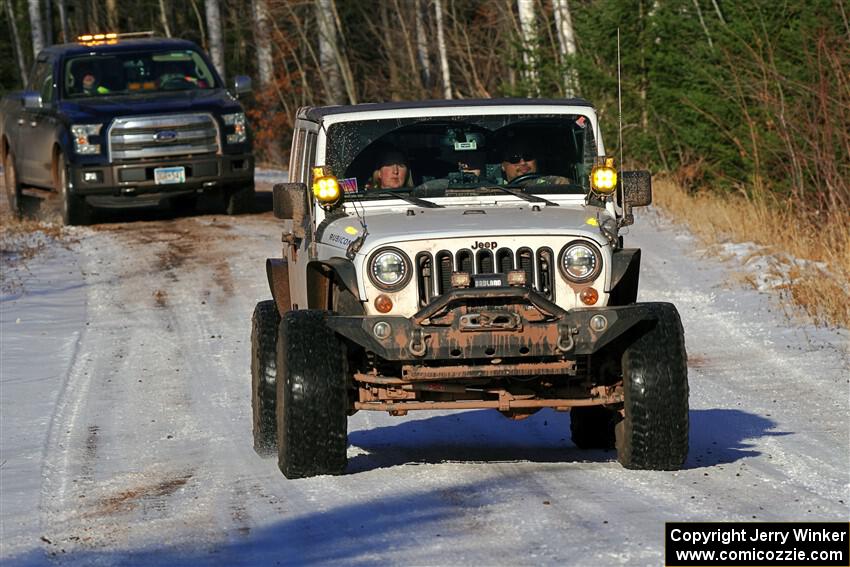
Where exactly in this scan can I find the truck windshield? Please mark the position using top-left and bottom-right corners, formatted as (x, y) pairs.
(63, 50), (218, 97)
(325, 114), (597, 198)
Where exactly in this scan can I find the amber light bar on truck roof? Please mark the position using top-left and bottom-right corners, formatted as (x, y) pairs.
(76, 31), (154, 46)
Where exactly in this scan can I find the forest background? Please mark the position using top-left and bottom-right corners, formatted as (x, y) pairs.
(1, 0), (848, 326)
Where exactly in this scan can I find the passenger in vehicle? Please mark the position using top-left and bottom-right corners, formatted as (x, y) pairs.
(80, 71), (110, 95)
(368, 149), (413, 189)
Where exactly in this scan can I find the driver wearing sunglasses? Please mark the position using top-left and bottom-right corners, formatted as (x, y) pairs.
(499, 137), (572, 186)
(501, 145), (538, 183)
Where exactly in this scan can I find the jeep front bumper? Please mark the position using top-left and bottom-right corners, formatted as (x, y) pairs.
(326, 287), (654, 362)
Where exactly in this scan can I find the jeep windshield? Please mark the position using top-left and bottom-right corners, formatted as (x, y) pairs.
(326, 114), (597, 200)
(63, 50), (218, 98)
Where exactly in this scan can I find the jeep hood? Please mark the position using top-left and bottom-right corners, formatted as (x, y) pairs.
(321, 204), (613, 251)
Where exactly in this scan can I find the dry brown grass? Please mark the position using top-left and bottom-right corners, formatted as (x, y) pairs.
(652, 176), (850, 328)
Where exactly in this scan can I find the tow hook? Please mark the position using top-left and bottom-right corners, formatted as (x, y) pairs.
(557, 325), (578, 352)
(409, 328), (428, 357)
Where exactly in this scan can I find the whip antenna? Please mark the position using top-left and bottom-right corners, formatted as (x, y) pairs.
(617, 28), (624, 168)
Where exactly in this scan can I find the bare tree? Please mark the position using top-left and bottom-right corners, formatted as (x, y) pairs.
(434, 0), (451, 99)
(5, 0), (28, 87)
(106, 0), (118, 30)
(317, 0), (343, 104)
(517, 0), (538, 95)
(57, 0), (70, 43)
(205, 0), (226, 80)
(27, 0), (45, 57)
(415, 0), (432, 91)
(158, 0), (172, 37)
(253, 0), (274, 87)
(552, 0), (578, 96)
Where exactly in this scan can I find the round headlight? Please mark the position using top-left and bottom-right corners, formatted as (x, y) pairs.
(560, 241), (602, 282)
(368, 248), (411, 290)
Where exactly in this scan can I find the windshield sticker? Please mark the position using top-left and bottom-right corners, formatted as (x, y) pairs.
(454, 140), (477, 151)
(339, 177), (359, 193)
(344, 226), (359, 235)
(576, 116), (587, 128)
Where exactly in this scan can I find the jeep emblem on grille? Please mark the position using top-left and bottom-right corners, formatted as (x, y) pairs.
(154, 130), (178, 142)
(471, 241), (498, 250)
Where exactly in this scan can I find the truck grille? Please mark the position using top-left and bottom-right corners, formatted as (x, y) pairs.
(108, 113), (219, 160)
(415, 246), (556, 306)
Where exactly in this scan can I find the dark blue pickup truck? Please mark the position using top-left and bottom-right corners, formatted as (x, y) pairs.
(0, 35), (255, 225)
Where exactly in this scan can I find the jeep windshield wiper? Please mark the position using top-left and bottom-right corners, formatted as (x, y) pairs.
(359, 190), (444, 209)
(485, 185), (559, 207)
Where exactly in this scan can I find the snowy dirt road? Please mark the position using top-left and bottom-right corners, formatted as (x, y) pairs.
(1, 184), (848, 566)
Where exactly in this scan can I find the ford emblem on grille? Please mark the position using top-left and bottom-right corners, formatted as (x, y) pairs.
(154, 130), (178, 142)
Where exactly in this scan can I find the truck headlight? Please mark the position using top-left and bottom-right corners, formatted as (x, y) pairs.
(223, 112), (247, 144)
(559, 241), (602, 282)
(71, 124), (102, 154)
(368, 248), (411, 291)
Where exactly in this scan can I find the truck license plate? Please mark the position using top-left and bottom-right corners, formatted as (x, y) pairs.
(154, 166), (186, 185)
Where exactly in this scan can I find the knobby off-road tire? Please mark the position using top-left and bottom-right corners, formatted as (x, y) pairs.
(251, 300), (280, 456)
(276, 310), (348, 479)
(4, 150), (23, 218)
(616, 302), (689, 470)
(55, 153), (91, 226)
(570, 406), (616, 450)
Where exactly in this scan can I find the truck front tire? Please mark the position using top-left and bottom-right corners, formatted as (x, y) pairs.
(225, 184), (255, 215)
(251, 300), (281, 456)
(55, 153), (91, 226)
(616, 302), (689, 470)
(276, 310), (348, 479)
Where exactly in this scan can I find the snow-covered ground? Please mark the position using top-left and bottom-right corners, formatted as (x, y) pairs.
(1, 187), (848, 566)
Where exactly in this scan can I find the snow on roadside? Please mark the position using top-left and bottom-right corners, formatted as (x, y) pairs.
(0, 240), (87, 556)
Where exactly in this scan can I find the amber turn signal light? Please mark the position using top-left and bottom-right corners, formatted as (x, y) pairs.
(374, 294), (393, 313)
(579, 287), (599, 305)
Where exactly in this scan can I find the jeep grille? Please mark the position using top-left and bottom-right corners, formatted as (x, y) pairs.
(415, 247), (556, 306)
(108, 113), (219, 160)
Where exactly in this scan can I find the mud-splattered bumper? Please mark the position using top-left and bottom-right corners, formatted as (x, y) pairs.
(326, 287), (656, 362)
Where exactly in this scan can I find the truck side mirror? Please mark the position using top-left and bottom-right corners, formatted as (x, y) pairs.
(23, 92), (43, 110)
(231, 75), (252, 96)
(273, 183), (310, 237)
(619, 170), (652, 227)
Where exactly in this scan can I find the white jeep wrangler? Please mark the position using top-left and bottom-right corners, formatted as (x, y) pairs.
(251, 98), (688, 479)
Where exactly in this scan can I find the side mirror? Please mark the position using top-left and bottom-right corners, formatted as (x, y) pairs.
(273, 183), (310, 237)
(231, 75), (252, 96)
(23, 92), (43, 110)
(621, 170), (652, 207)
(619, 170), (652, 227)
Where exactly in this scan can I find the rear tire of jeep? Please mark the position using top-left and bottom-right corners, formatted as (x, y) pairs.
(276, 310), (348, 479)
(570, 406), (616, 449)
(4, 150), (23, 218)
(251, 300), (281, 456)
(615, 302), (689, 470)
(225, 184), (255, 215)
(55, 153), (91, 226)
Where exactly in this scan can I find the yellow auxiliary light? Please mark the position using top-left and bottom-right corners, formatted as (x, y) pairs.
(590, 157), (618, 194)
(312, 175), (341, 206)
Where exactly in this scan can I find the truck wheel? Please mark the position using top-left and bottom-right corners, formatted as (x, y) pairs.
(570, 406), (616, 449)
(251, 300), (281, 456)
(276, 310), (348, 479)
(615, 303), (689, 470)
(3, 150), (23, 218)
(55, 153), (91, 226)
(225, 184), (255, 215)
